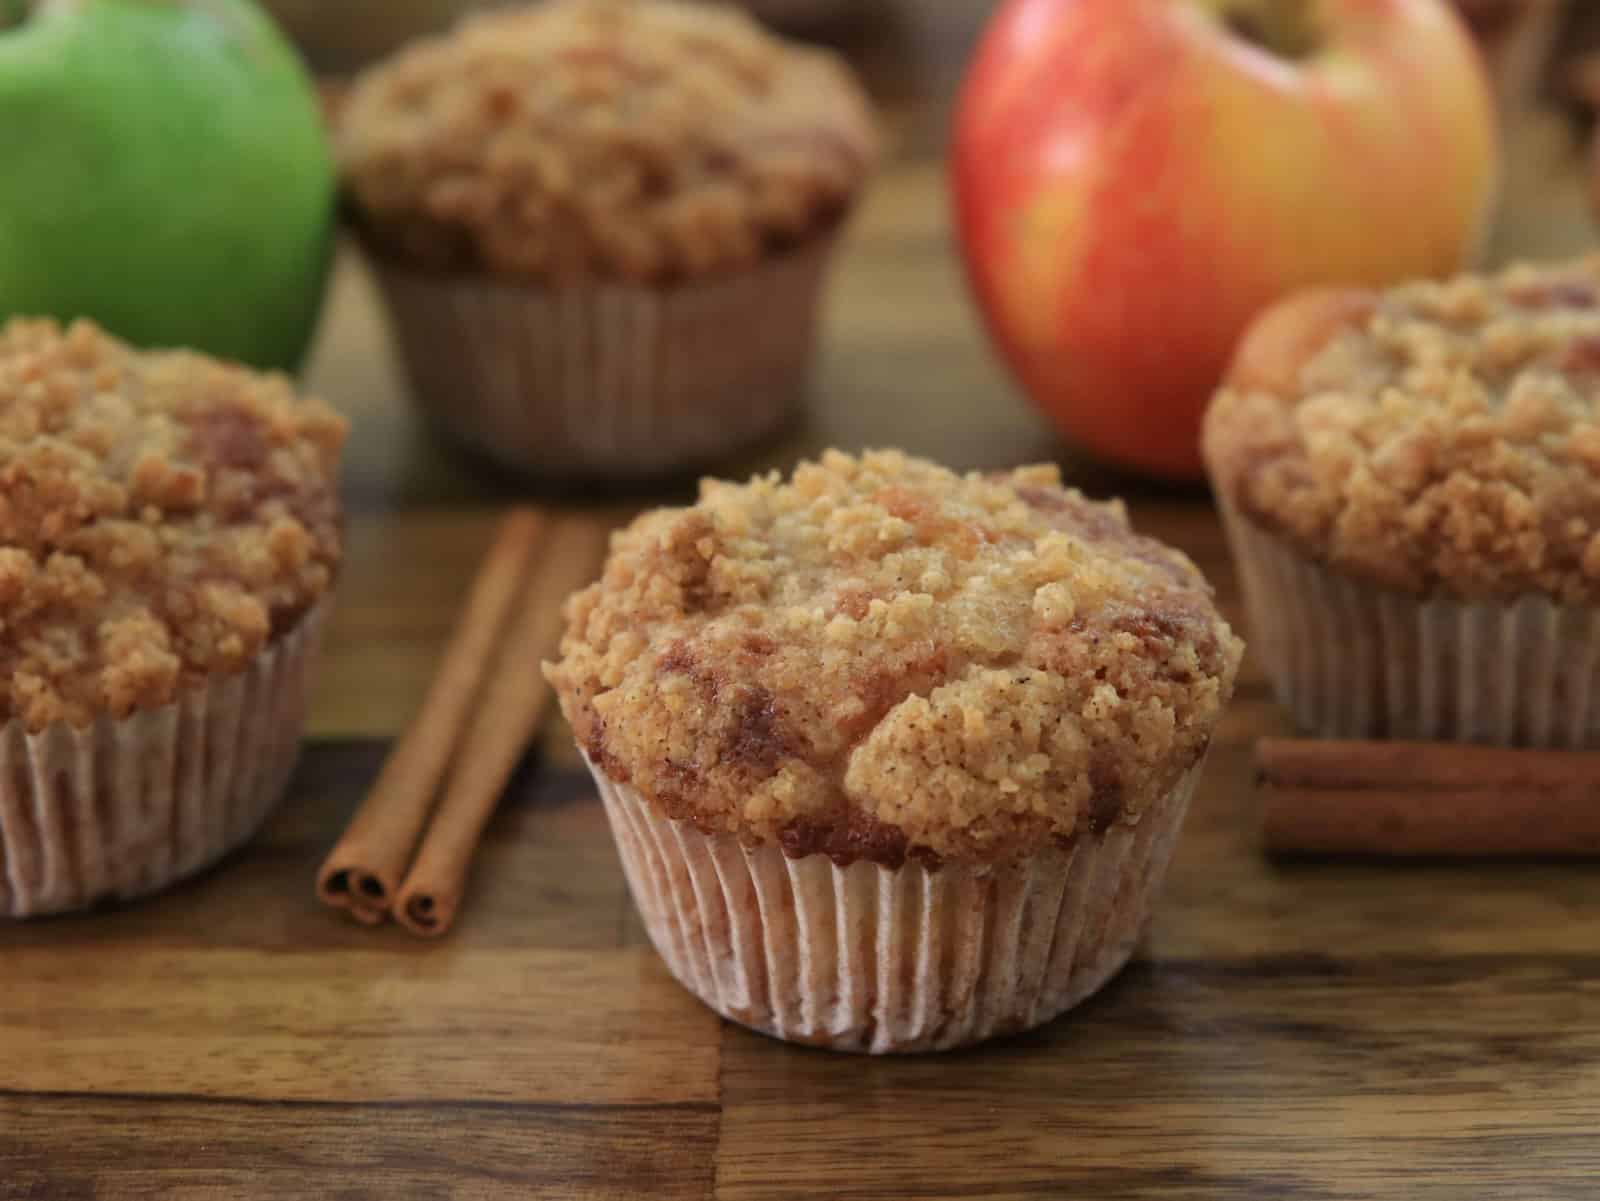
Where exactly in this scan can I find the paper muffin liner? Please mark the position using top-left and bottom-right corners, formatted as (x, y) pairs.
(367, 234), (836, 479)
(0, 601), (329, 918)
(585, 751), (1203, 1054)
(1221, 500), (1600, 746)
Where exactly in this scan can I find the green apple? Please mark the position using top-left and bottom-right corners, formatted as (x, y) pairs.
(0, 0), (335, 370)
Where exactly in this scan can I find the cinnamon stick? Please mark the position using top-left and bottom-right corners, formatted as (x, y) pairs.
(1259, 738), (1600, 857)
(394, 517), (608, 938)
(316, 509), (544, 918)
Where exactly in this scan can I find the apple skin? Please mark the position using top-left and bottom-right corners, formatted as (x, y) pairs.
(953, 0), (1498, 480)
(0, 0), (335, 371)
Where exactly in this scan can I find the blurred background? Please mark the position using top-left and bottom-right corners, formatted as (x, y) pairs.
(268, 0), (854, 65)
(286, 0), (1600, 514)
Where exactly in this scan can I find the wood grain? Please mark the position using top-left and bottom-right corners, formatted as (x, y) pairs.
(5, 2), (1600, 1195)
(0, 1095), (717, 1201)
(716, 958), (1600, 1200)
(0, 944), (716, 1105)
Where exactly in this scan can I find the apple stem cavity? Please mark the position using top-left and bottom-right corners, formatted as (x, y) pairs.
(1218, 0), (1321, 62)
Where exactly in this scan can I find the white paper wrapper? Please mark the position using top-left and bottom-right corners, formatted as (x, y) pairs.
(368, 235), (836, 479)
(0, 602), (329, 918)
(1222, 501), (1600, 746)
(585, 751), (1202, 1054)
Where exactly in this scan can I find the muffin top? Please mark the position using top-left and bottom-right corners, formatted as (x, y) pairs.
(337, 0), (877, 284)
(547, 450), (1241, 866)
(1205, 256), (1600, 603)
(0, 319), (347, 732)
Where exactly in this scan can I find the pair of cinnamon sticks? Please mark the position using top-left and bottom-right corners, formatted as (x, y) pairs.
(1259, 737), (1600, 857)
(317, 509), (603, 936)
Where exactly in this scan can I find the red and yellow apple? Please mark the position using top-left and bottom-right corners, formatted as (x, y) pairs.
(953, 0), (1498, 479)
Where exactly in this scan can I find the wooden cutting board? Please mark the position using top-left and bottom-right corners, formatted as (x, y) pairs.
(5, 4), (1600, 1196)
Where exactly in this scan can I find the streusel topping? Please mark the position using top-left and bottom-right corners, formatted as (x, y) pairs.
(0, 319), (347, 731)
(1206, 256), (1600, 602)
(337, 0), (877, 283)
(547, 450), (1240, 865)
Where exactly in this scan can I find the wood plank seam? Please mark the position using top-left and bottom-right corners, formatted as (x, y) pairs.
(0, 1088), (722, 1115)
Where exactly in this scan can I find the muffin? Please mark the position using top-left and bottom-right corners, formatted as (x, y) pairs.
(1205, 255), (1600, 746)
(546, 450), (1241, 1052)
(0, 319), (346, 917)
(337, 0), (877, 479)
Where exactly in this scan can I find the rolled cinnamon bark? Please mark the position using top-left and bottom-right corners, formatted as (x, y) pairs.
(316, 509), (545, 917)
(1259, 738), (1600, 857)
(394, 517), (610, 938)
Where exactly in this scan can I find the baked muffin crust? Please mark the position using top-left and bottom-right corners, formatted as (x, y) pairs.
(1206, 255), (1600, 603)
(547, 450), (1241, 865)
(0, 319), (347, 732)
(338, 0), (877, 284)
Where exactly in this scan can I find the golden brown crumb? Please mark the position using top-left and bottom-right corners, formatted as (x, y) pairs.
(337, 0), (877, 283)
(1206, 255), (1600, 602)
(546, 450), (1241, 865)
(0, 319), (347, 731)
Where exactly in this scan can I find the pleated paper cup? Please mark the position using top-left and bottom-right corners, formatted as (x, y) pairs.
(0, 601), (329, 918)
(585, 751), (1203, 1054)
(1221, 500), (1600, 746)
(367, 235), (836, 480)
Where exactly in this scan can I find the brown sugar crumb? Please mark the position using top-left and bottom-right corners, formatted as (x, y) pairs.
(336, 0), (877, 284)
(1205, 255), (1600, 603)
(546, 450), (1241, 865)
(0, 319), (347, 732)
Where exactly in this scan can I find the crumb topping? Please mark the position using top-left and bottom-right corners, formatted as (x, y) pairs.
(547, 450), (1241, 865)
(0, 319), (347, 731)
(1205, 255), (1600, 602)
(337, 0), (877, 284)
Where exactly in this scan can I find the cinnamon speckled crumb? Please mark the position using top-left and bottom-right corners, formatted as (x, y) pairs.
(546, 450), (1241, 865)
(0, 319), (346, 731)
(337, 0), (876, 283)
(1207, 255), (1600, 602)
